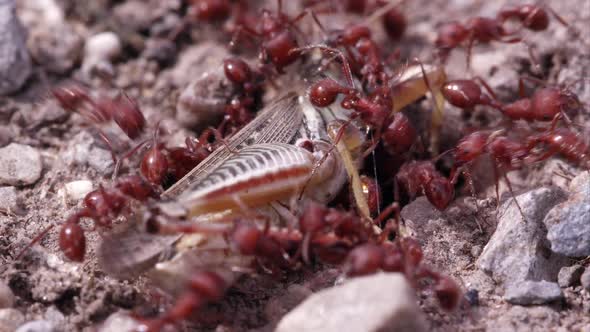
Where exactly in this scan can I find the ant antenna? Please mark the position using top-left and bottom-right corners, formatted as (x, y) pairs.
(365, 0), (406, 25)
(290, 45), (356, 89)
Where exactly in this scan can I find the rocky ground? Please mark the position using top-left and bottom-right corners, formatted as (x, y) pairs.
(0, 0), (589, 331)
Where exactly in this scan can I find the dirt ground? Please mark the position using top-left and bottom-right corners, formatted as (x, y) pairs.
(1, 0), (589, 331)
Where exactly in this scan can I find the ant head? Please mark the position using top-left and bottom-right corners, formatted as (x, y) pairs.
(59, 222), (86, 262)
(309, 79), (351, 107)
(442, 80), (483, 109)
(518, 5), (550, 31)
(434, 276), (462, 311)
(532, 87), (580, 121)
(262, 30), (300, 69)
(344, 243), (384, 276)
(424, 177), (454, 211)
(382, 112), (417, 155)
(382, 7), (407, 41)
(223, 58), (252, 85)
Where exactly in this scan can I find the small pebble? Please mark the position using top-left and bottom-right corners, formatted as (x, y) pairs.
(0, 281), (15, 308)
(0, 143), (43, 186)
(59, 180), (93, 203)
(15, 320), (56, 332)
(0, 308), (25, 332)
(581, 268), (590, 292)
(0, 186), (18, 212)
(557, 265), (584, 288)
(504, 280), (563, 305)
(98, 311), (141, 332)
(82, 32), (122, 76)
(0, 1), (32, 95)
(464, 289), (479, 306)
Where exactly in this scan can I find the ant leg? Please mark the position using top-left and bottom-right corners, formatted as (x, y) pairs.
(95, 129), (119, 167)
(462, 165), (484, 233)
(502, 171), (527, 222)
(112, 138), (151, 179)
(473, 76), (499, 100)
(14, 224), (55, 260)
(290, 45), (356, 88)
(465, 33), (476, 72)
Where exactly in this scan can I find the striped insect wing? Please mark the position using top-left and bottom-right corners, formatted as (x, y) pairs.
(164, 92), (304, 197)
(179, 143), (315, 216)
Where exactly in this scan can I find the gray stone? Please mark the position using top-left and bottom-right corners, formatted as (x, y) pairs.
(557, 265), (584, 288)
(15, 320), (56, 332)
(0, 143), (42, 186)
(0, 308), (25, 332)
(27, 23), (82, 74)
(504, 281), (563, 305)
(0, 186), (17, 212)
(87, 147), (114, 174)
(0, 0), (32, 95)
(98, 311), (141, 332)
(176, 66), (232, 130)
(581, 268), (590, 292)
(0, 281), (14, 308)
(477, 187), (568, 286)
(275, 273), (427, 332)
(544, 172), (590, 257)
(168, 42), (228, 87)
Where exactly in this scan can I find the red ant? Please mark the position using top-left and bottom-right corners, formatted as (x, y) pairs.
(140, 127), (223, 187)
(441, 77), (582, 125)
(17, 175), (159, 262)
(436, 4), (569, 68)
(52, 85), (147, 165)
(497, 4), (568, 32)
(526, 127), (590, 168)
(228, 0), (307, 71)
(395, 160), (454, 211)
(344, 239), (461, 310)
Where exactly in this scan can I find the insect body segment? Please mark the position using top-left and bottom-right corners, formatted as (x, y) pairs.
(181, 143), (316, 216)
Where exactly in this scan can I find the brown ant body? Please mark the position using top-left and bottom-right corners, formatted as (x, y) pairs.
(526, 127), (590, 168)
(441, 78), (581, 124)
(436, 3), (567, 67)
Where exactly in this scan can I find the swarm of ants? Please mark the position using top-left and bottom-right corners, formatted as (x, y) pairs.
(17, 0), (588, 331)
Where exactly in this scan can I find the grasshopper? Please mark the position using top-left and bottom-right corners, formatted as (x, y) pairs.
(96, 63), (448, 329)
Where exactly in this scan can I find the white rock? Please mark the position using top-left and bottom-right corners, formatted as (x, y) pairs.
(0, 281), (14, 308)
(478, 187), (568, 286)
(0, 308), (25, 332)
(0, 143), (43, 186)
(276, 273), (427, 332)
(0, 0), (32, 95)
(82, 32), (122, 76)
(59, 180), (93, 203)
(581, 268), (590, 292)
(557, 265), (584, 288)
(15, 320), (56, 332)
(0, 186), (17, 211)
(98, 311), (141, 332)
(16, 0), (64, 27)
